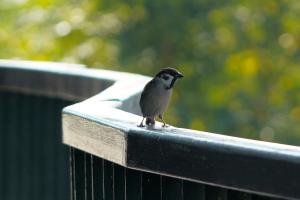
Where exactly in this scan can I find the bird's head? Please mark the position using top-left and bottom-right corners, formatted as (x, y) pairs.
(155, 68), (183, 89)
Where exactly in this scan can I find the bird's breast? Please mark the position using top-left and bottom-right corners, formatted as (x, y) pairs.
(140, 79), (173, 117)
(152, 86), (172, 114)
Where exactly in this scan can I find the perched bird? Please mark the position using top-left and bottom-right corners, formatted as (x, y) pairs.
(138, 68), (183, 127)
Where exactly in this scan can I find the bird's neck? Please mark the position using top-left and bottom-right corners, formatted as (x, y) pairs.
(166, 78), (177, 90)
(156, 76), (177, 90)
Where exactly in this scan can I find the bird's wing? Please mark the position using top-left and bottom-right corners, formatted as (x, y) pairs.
(139, 79), (158, 115)
(140, 79), (156, 104)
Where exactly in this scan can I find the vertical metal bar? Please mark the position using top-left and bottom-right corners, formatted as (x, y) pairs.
(125, 168), (142, 200)
(69, 148), (74, 200)
(251, 194), (270, 200)
(85, 153), (92, 200)
(103, 160), (114, 200)
(227, 190), (252, 200)
(124, 168), (127, 200)
(161, 176), (166, 200)
(19, 92), (31, 199)
(205, 185), (228, 200)
(103, 159), (105, 200)
(183, 180), (205, 200)
(40, 97), (57, 200)
(91, 155), (94, 200)
(113, 163), (115, 200)
(33, 94), (43, 200)
(160, 176), (163, 200)
(0, 92), (4, 200)
(161, 176), (183, 200)
(114, 164), (125, 200)
(5, 92), (19, 199)
(85, 153), (87, 200)
(92, 156), (103, 200)
(16, 93), (23, 199)
(55, 99), (72, 200)
(181, 180), (184, 200)
(141, 171), (143, 200)
(141, 172), (161, 200)
(73, 148), (77, 200)
(74, 149), (85, 200)
(1, 92), (8, 200)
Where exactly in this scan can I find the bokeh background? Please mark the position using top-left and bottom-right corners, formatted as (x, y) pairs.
(1, 0), (300, 145)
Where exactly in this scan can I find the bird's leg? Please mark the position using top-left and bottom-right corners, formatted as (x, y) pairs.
(159, 114), (168, 127)
(138, 117), (145, 127)
(146, 117), (155, 126)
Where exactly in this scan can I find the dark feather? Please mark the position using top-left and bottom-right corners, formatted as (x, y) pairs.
(139, 79), (157, 117)
(155, 67), (181, 78)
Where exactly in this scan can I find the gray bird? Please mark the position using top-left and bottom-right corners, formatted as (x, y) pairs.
(138, 68), (183, 127)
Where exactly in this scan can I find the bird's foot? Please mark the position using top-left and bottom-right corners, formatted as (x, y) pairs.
(138, 123), (145, 127)
(162, 123), (169, 128)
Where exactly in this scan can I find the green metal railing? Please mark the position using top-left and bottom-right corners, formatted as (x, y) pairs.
(70, 149), (261, 200)
(0, 60), (111, 200)
(0, 91), (71, 200)
(1, 60), (300, 200)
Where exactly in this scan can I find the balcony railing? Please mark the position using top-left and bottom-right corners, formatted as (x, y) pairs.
(1, 60), (300, 200)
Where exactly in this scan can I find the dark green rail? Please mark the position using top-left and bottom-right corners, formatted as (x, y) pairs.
(62, 62), (300, 200)
(71, 148), (278, 200)
(1, 60), (300, 200)
(0, 91), (72, 200)
(0, 60), (112, 200)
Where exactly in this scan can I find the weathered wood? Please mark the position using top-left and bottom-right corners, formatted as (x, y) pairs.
(63, 113), (127, 166)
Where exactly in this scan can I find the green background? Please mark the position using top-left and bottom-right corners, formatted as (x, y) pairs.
(1, 0), (300, 145)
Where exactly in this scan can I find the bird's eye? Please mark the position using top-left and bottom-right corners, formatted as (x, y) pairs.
(162, 75), (169, 80)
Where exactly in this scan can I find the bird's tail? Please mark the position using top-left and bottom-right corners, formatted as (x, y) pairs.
(145, 117), (155, 126)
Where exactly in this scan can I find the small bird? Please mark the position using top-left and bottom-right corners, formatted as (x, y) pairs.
(138, 68), (183, 127)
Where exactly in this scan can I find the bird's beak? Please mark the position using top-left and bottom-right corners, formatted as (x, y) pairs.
(177, 73), (184, 78)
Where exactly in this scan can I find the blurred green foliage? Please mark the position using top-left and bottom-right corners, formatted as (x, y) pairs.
(1, 0), (300, 145)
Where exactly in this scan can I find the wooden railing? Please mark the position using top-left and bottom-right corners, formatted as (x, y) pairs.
(1, 60), (300, 200)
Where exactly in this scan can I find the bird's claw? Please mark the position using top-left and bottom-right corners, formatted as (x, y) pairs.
(162, 123), (169, 128)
